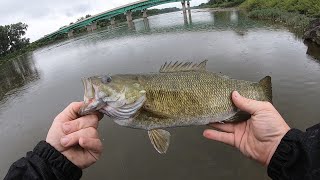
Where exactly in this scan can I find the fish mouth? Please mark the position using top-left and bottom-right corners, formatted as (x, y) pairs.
(81, 77), (95, 105)
(79, 77), (105, 116)
(79, 77), (125, 116)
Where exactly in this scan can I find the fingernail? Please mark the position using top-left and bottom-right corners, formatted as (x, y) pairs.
(61, 137), (69, 146)
(203, 130), (210, 137)
(233, 91), (239, 98)
(63, 123), (71, 133)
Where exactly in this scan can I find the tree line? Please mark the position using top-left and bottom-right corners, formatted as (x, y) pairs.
(0, 22), (30, 57)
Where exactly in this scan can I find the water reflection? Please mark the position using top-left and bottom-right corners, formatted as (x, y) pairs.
(143, 18), (150, 31)
(183, 12), (188, 25)
(128, 21), (135, 30)
(0, 54), (40, 103)
(188, 8), (192, 24)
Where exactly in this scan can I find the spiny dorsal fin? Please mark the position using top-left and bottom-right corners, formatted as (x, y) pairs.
(159, 60), (208, 73)
(148, 129), (171, 154)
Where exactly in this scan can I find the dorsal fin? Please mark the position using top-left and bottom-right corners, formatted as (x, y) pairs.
(159, 60), (208, 73)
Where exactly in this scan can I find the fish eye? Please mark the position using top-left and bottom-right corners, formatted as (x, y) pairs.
(101, 75), (112, 84)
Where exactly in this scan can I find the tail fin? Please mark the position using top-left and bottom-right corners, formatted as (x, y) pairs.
(259, 76), (272, 103)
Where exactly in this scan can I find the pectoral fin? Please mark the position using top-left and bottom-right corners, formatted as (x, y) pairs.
(148, 129), (171, 154)
(224, 111), (251, 122)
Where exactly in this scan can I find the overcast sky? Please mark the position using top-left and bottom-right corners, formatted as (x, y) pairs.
(0, 0), (206, 41)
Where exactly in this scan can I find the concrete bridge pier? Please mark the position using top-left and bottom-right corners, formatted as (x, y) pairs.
(187, 1), (192, 24)
(181, 1), (187, 15)
(126, 11), (133, 22)
(67, 30), (74, 38)
(142, 9), (148, 18)
(125, 11), (134, 28)
(86, 22), (97, 32)
(110, 18), (116, 28)
(182, 1), (188, 24)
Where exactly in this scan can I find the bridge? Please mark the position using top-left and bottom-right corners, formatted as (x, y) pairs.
(43, 0), (191, 40)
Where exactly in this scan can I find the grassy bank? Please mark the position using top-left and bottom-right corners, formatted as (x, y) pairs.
(247, 8), (311, 32)
(240, 0), (320, 17)
(199, 0), (245, 8)
(239, 0), (319, 33)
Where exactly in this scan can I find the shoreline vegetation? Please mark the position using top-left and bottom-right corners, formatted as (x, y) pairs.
(1, 1), (320, 64)
(198, 0), (318, 31)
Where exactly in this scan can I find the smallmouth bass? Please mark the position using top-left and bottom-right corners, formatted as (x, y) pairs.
(79, 60), (272, 153)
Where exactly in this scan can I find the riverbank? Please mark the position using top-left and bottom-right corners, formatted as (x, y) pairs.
(198, 0), (245, 9)
(0, 36), (62, 65)
(198, 0), (320, 45)
(247, 8), (311, 33)
(239, 0), (320, 45)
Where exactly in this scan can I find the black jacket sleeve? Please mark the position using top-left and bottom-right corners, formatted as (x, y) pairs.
(4, 141), (82, 180)
(268, 123), (320, 180)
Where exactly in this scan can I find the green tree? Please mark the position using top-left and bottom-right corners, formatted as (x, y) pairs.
(0, 26), (10, 55)
(0, 22), (29, 56)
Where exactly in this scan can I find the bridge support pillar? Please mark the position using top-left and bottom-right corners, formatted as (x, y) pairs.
(110, 18), (116, 27)
(86, 22), (97, 32)
(182, 1), (187, 15)
(126, 11), (133, 22)
(187, 1), (191, 15)
(142, 9), (148, 18)
(187, 1), (192, 23)
(67, 30), (74, 38)
(182, 1), (188, 24)
(126, 11), (134, 28)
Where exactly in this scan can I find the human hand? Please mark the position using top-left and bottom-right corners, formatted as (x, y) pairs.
(46, 102), (103, 169)
(203, 91), (290, 166)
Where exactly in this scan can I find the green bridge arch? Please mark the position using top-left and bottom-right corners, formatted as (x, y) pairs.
(43, 0), (191, 40)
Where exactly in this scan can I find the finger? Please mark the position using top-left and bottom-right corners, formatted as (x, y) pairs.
(57, 102), (84, 120)
(92, 111), (104, 121)
(203, 129), (235, 146)
(62, 114), (99, 134)
(232, 91), (265, 115)
(60, 127), (99, 147)
(79, 137), (103, 154)
(209, 123), (235, 133)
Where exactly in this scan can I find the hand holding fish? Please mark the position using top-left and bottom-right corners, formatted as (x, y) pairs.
(204, 91), (290, 166)
(46, 102), (103, 169)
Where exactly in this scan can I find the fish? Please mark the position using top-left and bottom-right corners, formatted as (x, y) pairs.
(79, 60), (272, 154)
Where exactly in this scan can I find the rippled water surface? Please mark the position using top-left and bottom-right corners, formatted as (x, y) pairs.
(1, 9), (320, 179)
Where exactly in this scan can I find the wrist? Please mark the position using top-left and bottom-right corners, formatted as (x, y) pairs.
(35, 141), (82, 179)
(267, 129), (302, 177)
(265, 127), (291, 166)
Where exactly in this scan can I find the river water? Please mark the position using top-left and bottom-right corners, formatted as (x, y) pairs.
(1, 9), (320, 179)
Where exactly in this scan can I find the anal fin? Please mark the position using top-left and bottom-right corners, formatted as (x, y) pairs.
(148, 129), (171, 154)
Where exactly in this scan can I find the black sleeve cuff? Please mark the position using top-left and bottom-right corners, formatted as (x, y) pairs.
(267, 129), (303, 179)
(32, 141), (82, 180)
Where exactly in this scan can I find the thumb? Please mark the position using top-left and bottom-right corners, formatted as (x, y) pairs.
(232, 91), (264, 115)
